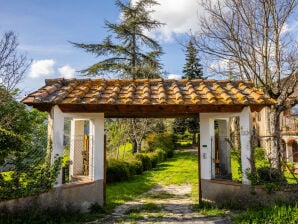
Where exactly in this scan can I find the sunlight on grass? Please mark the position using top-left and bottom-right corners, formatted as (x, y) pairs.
(232, 202), (298, 223)
(106, 150), (198, 211)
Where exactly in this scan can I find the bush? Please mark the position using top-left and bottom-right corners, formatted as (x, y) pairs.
(155, 148), (167, 162)
(257, 167), (285, 183)
(135, 153), (152, 171)
(147, 152), (159, 168)
(126, 158), (143, 175)
(147, 132), (175, 158)
(106, 159), (131, 183)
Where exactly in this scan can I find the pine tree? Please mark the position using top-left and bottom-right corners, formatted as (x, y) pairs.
(72, 0), (163, 79)
(182, 40), (203, 79)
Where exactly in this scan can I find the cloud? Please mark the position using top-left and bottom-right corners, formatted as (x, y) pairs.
(130, 0), (207, 42)
(58, 65), (75, 78)
(167, 73), (181, 79)
(29, 59), (55, 78)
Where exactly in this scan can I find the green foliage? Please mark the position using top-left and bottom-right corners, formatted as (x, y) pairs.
(72, 0), (163, 78)
(232, 202), (298, 224)
(182, 40), (203, 80)
(172, 118), (187, 134)
(0, 88), (60, 201)
(135, 153), (152, 171)
(147, 132), (175, 158)
(172, 118), (199, 144)
(0, 156), (62, 201)
(231, 149), (242, 182)
(0, 127), (25, 166)
(106, 132), (176, 183)
(106, 159), (131, 183)
(154, 148), (167, 163)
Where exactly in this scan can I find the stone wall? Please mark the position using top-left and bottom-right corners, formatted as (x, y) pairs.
(0, 180), (104, 213)
(201, 179), (298, 208)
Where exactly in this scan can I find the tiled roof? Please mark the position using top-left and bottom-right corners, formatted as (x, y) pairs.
(22, 78), (275, 117)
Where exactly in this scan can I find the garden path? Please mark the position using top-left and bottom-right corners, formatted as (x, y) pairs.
(93, 183), (231, 224)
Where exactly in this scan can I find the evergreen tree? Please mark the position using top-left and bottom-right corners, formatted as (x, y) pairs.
(72, 0), (163, 79)
(175, 40), (202, 145)
(72, 0), (164, 153)
(182, 40), (203, 79)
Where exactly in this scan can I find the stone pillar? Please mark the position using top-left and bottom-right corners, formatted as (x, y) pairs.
(70, 120), (85, 177)
(200, 113), (215, 180)
(89, 114), (105, 181)
(239, 106), (253, 185)
(48, 105), (64, 186)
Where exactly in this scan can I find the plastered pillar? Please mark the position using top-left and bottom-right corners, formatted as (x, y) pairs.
(89, 114), (105, 181)
(48, 105), (64, 186)
(200, 113), (215, 179)
(239, 106), (253, 185)
(70, 120), (85, 177)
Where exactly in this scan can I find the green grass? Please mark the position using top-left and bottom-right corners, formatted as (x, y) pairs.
(192, 201), (227, 217)
(232, 202), (298, 223)
(106, 150), (198, 211)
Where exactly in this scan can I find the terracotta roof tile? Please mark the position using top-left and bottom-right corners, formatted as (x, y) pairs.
(22, 78), (275, 115)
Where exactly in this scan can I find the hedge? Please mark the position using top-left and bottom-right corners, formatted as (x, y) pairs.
(106, 133), (175, 183)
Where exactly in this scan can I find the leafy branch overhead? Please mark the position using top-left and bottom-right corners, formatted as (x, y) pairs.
(71, 0), (163, 79)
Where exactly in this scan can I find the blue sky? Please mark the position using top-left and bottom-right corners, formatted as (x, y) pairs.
(1, 0), (298, 94)
(1, 0), (204, 93)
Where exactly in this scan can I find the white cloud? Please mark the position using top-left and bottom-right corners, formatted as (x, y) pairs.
(167, 73), (181, 79)
(130, 0), (208, 42)
(29, 59), (55, 78)
(58, 65), (75, 78)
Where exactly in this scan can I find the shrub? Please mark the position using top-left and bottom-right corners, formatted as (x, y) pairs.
(155, 148), (167, 162)
(106, 159), (131, 183)
(135, 153), (152, 171)
(147, 132), (175, 158)
(126, 158), (143, 175)
(257, 167), (285, 183)
(147, 152), (159, 168)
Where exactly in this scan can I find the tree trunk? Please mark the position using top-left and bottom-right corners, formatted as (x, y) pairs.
(267, 107), (282, 172)
(229, 117), (240, 150)
(192, 133), (197, 145)
(132, 139), (138, 154)
(136, 141), (142, 153)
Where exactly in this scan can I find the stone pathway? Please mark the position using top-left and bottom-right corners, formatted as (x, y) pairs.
(91, 184), (231, 224)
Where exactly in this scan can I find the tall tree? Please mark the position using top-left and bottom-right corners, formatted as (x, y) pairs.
(195, 0), (298, 171)
(0, 31), (31, 92)
(72, 0), (164, 153)
(177, 40), (203, 144)
(72, 0), (163, 79)
(182, 40), (203, 79)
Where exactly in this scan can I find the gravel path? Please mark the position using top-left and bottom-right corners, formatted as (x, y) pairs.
(92, 184), (231, 224)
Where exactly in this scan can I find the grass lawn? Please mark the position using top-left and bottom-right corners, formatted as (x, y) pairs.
(106, 150), (198, 211)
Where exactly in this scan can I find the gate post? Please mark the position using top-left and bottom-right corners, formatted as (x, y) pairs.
(89, 114), (105, 181)
(48, 105), (64, 186)
(239, 106), (253, 185)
